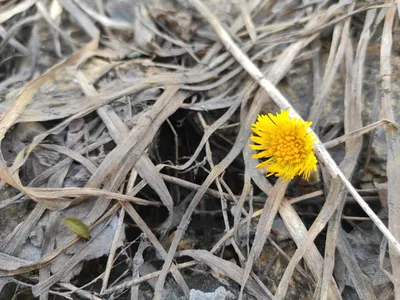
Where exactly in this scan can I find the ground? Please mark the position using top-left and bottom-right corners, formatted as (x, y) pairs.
(0, 1), (399, 299)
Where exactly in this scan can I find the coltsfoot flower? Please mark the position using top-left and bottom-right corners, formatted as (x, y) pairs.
(250, 109), (318, 181)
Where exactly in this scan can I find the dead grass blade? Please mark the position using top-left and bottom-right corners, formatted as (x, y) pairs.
(39, 211), (61, 300)
(0, 23), (30, 56)
(58, 0), (99, 38)
(0, 253), (33, 271)
(39, 144), (97, 174)
(135, 155), (174, 234)
(380, 6), (400, 297)
(239, 180), (289, 300)
(161, 174), (264, 203)
(130, 235), (150, 299)
(74, 1), (133, 30)
(100, 208), (125, 293)
(324, 119), (399, 149)
(288, 190), (324, 205)
(100, 260), (197, 296)
(178, 249), (271, 299)
(233, 171), (251, 244)
(239, 0), (257, 43)
(336, 229), (378, 300)
(35, 1), (76, 51)
(29, 187), (160, 207)
(321, 7), (373, 297)
(274, 177), (344, 299)
(0, 0), (37, 24)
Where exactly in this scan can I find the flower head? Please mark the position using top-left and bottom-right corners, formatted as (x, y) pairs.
(250, 109), (318, 181)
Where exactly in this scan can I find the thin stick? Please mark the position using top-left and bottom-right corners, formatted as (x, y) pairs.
(288, 190), (324, 205)
(100, 207), (125, 293)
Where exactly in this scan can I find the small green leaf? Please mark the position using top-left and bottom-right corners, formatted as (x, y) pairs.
(64, 217), (90, 239)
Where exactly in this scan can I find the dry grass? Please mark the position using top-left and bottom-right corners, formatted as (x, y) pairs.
(0, 0), (399, 299)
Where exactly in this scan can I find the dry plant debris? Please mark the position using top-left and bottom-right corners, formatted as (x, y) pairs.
(0, 0), (399, 299)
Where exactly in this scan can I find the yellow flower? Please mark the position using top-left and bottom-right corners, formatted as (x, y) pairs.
(250, 109), (318, 181)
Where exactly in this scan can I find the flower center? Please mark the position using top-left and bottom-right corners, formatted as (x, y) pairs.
(273, 133), (305, 164)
